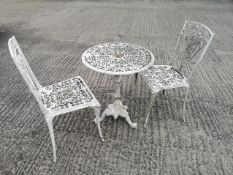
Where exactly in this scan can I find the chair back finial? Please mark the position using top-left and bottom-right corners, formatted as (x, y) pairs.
(173, 21), (214, 79)
(8, 36), (42, 98)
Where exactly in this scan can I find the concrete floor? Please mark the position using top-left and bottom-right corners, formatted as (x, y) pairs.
(0, 0), (233, 174)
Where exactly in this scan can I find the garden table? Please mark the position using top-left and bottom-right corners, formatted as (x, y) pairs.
(82, 43), (154, 128)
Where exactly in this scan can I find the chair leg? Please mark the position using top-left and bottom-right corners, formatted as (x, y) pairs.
(182, 87), (190, 122)
(144, 93), (156, 128)
(134, 73), (139, 84)
(46, 117), (57, 162)
(93, 106), (104, 141)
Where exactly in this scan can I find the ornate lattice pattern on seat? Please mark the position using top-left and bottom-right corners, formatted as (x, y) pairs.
(141, 21), (214, 90)
(40, 77), (94, 112)
(142, 65), (189, 92)
(139, 21), (214, 126)
(8, 36), (104, 162)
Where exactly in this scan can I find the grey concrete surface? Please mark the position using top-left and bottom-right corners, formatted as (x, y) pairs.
(0, 0), (233, 174)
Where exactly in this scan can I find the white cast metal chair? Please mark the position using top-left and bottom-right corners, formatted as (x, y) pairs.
(139, 21), (214, 127)
(8, 36), (104, 162)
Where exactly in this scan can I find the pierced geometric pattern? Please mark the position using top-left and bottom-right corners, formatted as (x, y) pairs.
(173, 21), (214, 75)
(82, 42), (154, 75)
(142, 65), (189, 92)
(40, 77), (94, 112)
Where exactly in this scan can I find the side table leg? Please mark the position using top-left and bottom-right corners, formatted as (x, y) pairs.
(101, 75), (137, 128)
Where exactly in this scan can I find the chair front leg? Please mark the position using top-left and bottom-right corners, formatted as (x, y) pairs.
(45, 116), (57, 162)
(93, 106), (104, 141)
(182, 87), (190, 122)
(144, 93), (156, 128)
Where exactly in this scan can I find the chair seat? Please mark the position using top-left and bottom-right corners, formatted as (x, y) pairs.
(40, 76), (99, 112)
(141, 65), (189, 92)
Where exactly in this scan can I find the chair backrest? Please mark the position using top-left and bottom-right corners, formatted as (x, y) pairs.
(8, 36), (42, 99)
(172, 21), (214, 79)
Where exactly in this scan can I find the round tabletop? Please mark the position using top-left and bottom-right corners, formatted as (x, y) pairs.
(82, 42), (154, 75)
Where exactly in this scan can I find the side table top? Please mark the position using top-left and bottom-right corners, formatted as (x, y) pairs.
(82, 42), (154, 75)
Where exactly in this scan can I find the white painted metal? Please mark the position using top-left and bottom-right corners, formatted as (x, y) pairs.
(82, 42), (154, 75)
(8, 36), (104, 162)
(100, 75), (137, 128)
(140, 21), (214, 126)
(82, 43), (155, 128)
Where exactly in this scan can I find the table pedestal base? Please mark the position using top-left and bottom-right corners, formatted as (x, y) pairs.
(100, 99), (137, 128)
